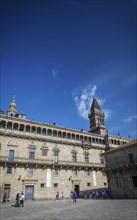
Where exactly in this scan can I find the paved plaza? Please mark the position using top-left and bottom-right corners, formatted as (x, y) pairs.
(0, 199), (137, 220)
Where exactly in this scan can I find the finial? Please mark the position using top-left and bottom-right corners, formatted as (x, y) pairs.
(12, 93), (16, 102)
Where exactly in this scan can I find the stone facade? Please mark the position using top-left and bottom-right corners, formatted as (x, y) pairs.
(103, 140), (137, 199)
(0, 96), (130, 201)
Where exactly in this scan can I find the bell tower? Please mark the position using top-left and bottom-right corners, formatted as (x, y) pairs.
(88, 98), (107, 136)
(7, 94), (17, 117)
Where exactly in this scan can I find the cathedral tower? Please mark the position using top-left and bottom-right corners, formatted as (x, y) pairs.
(88, 98), (107, 135)
(7, 94), (17, 117)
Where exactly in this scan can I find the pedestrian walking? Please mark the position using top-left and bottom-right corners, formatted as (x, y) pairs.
(19, 191), (24, 207)
(73, 190), (77, 202)
(2, 193), (7, 204)
(15, 192), (20, 207)
(56, 192), (60, 201)
(61, 192), (64, 200)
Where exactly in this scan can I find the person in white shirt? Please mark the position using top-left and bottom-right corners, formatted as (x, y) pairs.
(19, 191), (24, 207)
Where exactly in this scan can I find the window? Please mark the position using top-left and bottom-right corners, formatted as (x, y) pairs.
(100, 155), (105, 164)
(54, 183), (58, 187)
(53, 167), (58, 176)
(40, 183), (45, 188)
(42, 147), (48, 156)
(132, 176), (137, 187)
(104, 182), (107, 186)
(85, 170), (90, 176)
(72, 152), (77, 162)
(128, 153), (135, 165)
(29, 148), (35, 159)
(8, 150), (14, 161)
(87, 182), (91, 187)
(7, 166), (12, 174)
(28, 167), (33, 175)
(73, 170), (78, 176)
(53, 149), (59, 163)
(84, 154), (89, 162)
(116, 178), (123, 188)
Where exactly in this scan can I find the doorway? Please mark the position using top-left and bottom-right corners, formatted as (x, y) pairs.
(25, 185), (34, 200)
(4, 184), (10, 200)
(74, 185), (80, 197)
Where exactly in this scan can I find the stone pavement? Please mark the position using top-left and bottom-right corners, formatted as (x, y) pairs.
(0, 199), (137, 220)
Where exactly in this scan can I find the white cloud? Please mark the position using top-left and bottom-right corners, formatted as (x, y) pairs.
(104, 109), (113, 119)
(123, 115), (137, 122)
(51, 69), (58, 77)
(72, 84), (112, 120)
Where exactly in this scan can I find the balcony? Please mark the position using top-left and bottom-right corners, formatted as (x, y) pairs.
(0, 156), (105, 170)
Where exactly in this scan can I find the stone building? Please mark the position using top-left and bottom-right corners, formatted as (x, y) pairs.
(103, 140), (137, 199)
(0, 95), (129, 201)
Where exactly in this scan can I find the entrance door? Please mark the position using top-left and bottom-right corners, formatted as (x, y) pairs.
(74, 185), (80, 197)
(25, 186), (34, 200)
(4, 184), (10, 200)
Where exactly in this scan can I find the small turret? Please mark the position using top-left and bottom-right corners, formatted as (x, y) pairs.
(88, 98), (107, 135)
(7, 94), (17, 117)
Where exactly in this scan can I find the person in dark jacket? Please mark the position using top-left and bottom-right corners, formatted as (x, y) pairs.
(2, 193), (7, 204)
(73, 190), (77, 202)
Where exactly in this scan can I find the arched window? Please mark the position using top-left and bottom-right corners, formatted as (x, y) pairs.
(72, 133), (75, 140)
(58, 131), (62, 138)
(92, 138), (95, 143)
(0, 120), (6, 128)
(19, 124), (25, 131)
(26, 125), (30, 132)
(63, 132), (66, 138)
(37, 127), (41, 134)
(7, 122), (12, 129)
(47, 129), (52, 136)
(42, 128), (46, 135)
(76, 134), (79, 140)
(53, 130), (57, 137)
(13, 123), (18, 130)
(67, 133), (71, 139)
(32, 126), (36, 133)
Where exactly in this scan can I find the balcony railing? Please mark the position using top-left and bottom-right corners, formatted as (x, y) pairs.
(0, 156), (105, 169)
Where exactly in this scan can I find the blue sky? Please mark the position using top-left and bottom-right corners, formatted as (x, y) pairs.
(1, 0), (136, 139)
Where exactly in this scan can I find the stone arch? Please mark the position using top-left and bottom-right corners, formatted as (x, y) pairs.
(26, 125), (31, 132)
(80, 135), (83, 141)
(13, 123), (19, 130)
(72, 133), (75, 140)
(32, 126), (36, 133)
(7, 121), (12, 129)
(96, 138), (98, 143)
(19, 124), (25, 131)
(47, 129), (52, 136)
(84, 136), (87, 142)
(37, 127), (41, 134)
(67, 133), (71, 139)
(76, 134), (79, 140)
(58, 131), (62, 138)
(88, 137), (91, 143)
(63, 132), (66, 138)
(42, 128), (46, 135)
(53, 130), (57, 137)
(0, 120), (6, 128)
(92, 137), (95, 143)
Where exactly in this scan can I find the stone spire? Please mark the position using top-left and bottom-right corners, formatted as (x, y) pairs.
(7, 94), (17, 117)
(90, 98), (101, 112)
(88, 98), (107, 135)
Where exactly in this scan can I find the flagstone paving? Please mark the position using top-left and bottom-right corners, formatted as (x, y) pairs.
(1, 199), (137, 220)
